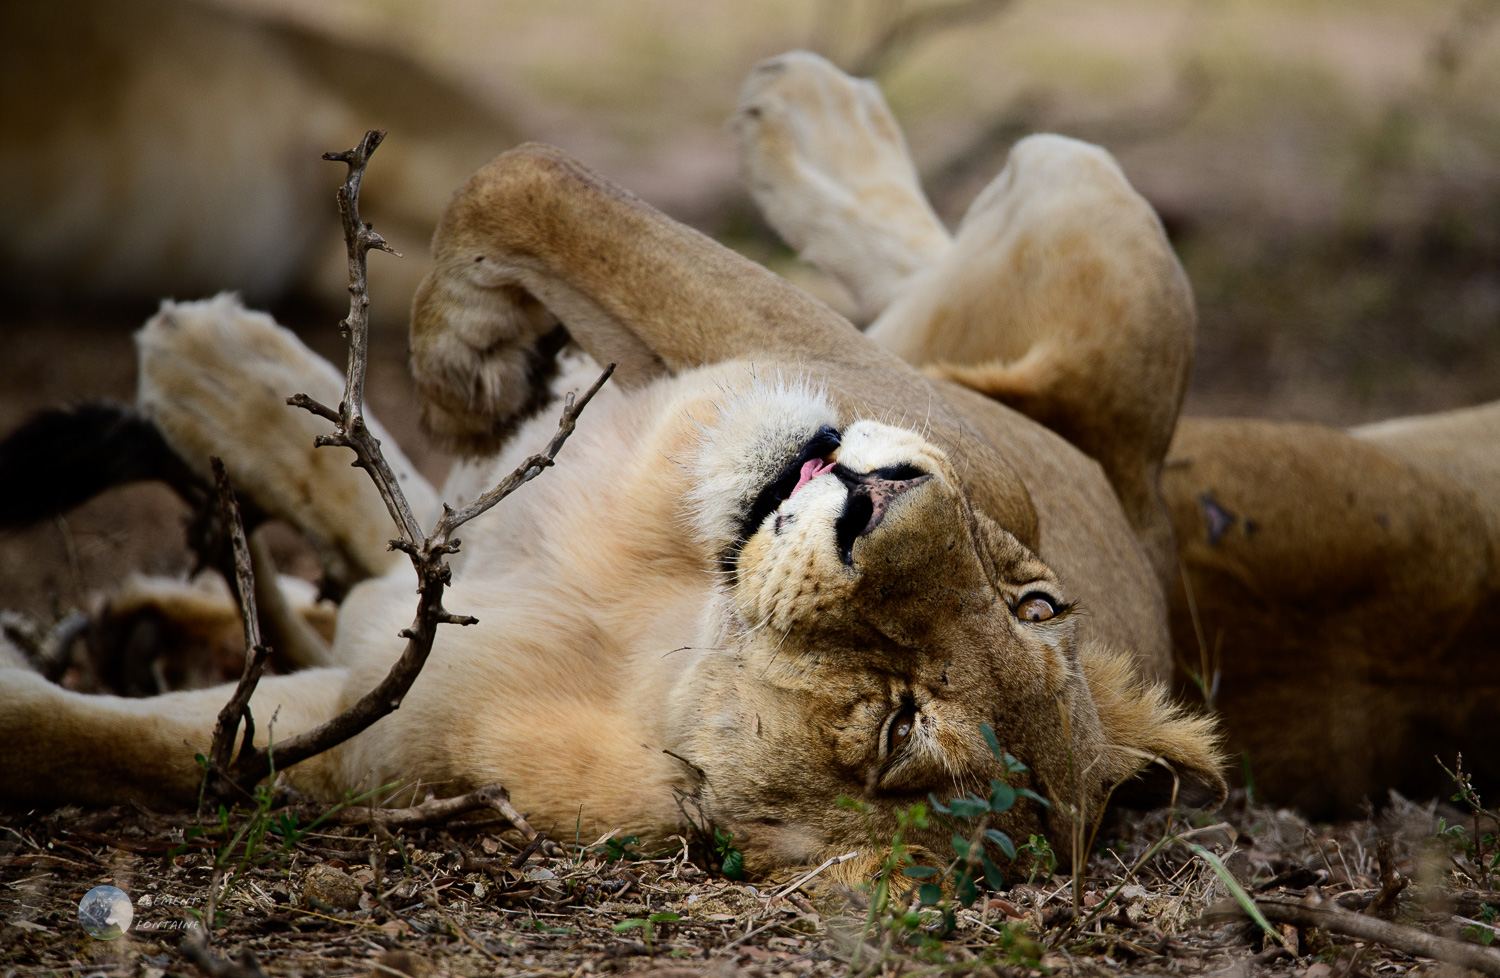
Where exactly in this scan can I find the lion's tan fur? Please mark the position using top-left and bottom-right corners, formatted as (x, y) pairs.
(1162, 417), (1499, 816)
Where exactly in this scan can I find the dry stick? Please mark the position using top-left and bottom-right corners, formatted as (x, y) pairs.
(1247, 893), (1500, 978)
(213, 128), (612, 802)
(1366, 839), (1409, 919)
(263, 361), (608, 786)
(200, 863), (225, 949)
(770, 850), (860, 901)
(336, 783), (539, 836)
(205, 456), (271, 801)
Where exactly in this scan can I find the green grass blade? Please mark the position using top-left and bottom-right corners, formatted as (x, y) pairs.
(1188, 843), (1288, 948)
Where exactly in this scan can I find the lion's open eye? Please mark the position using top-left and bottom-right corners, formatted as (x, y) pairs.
(1015, 593), (1057, 622)
(886, 704), (918, 756)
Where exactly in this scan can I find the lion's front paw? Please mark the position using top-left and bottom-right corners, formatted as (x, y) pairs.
(734, 50), (951, 321)
(410, 259), (575, 458)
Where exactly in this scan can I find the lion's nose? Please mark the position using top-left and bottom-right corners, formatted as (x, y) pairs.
(834, 465), (932, 563)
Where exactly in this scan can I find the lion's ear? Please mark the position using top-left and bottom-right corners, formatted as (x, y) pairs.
(1083, 651), (1227, 810)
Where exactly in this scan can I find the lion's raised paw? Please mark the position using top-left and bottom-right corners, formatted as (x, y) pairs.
(734, 51), (951, 321)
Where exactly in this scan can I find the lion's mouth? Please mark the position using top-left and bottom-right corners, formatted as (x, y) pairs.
(735, 425), (842, 552)
(730, 425), (933, 569)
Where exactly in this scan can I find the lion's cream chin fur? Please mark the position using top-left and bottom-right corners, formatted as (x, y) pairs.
(683, 373), (839, 558)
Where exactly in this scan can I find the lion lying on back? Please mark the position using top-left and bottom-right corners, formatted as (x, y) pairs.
(0, 137), (1225, 878)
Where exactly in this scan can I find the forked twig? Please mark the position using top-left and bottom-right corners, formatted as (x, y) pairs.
(1367, 838), (1409, 919)
(207, 129), (611, 802)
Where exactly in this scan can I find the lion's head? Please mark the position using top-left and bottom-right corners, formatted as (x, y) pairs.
(665, 378), (1224, 877)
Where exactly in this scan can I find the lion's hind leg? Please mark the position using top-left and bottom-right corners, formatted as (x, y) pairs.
(869, 135), (1194, 585)
(136, 294), (439, 588)
(734, 51), (951, 323)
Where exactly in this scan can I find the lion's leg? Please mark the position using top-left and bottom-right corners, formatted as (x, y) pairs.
(733, 51), (952, 323)
(138, 294), (440, 590)
(857, 136), (1194, 585)
(0, 660), (348, 808)
(409, 143), (906, 456)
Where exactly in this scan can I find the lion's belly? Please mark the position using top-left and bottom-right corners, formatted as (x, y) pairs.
(320, 365), (746, 826)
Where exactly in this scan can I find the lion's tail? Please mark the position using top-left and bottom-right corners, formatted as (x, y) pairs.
(0, 401), (207, 527)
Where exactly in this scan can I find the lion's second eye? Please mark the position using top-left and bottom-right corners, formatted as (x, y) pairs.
(1016, 594), (1056, 622)
(887, 705), (918, 755)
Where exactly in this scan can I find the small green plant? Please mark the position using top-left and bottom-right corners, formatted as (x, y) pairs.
(840, 795), (931, 968)
(1018, 834), (1058, 885)
(612, 911), (679, 954)
(841, 723), (1051, 971)
(713, 827), (745, 880)
(1464, 904), (1497, 947)
(669, 789), (746, 880)
(1435, 753), (1499, 887)
(910, 723), (1049, 910)
(173, 761), (400, 912)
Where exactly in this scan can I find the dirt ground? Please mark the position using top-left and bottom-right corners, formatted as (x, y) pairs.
(2, 789), (1498, 977)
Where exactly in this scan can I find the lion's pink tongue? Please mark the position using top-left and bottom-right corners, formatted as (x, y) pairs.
(791, 457), (836, 498)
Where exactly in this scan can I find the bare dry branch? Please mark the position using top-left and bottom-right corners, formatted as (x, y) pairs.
(335, 782), (540, 836)
(204, 129), (610, 800)
(261, 362), (609, 785)
(1244, 892), (1500, 977)
(1368, 838), (1410, 919)
(433, 364), (613, 541)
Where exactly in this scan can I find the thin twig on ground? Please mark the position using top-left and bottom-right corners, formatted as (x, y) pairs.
(336, 783), (540, 838)
(425, 885), (505, 964)
(770, 850), (860, 900)
(1242, 892), (1500, 977)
